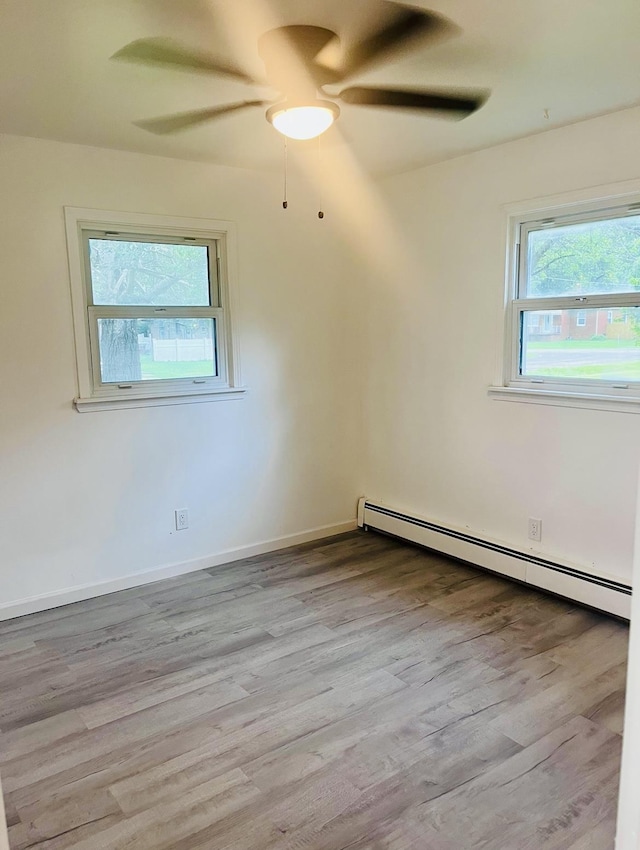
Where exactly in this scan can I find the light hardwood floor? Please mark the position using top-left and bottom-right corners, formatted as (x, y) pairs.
(0, 531), (628, 849)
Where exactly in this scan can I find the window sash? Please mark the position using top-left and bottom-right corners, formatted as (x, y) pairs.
(509, 297), (640, 391)
(513, 293), (640, 312)
(517, 204), (640, 299)
(88, 306), (227, 396)
(81, 230), (221, 308)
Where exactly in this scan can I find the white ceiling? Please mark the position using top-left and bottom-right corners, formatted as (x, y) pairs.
(1, 0), (639, 176)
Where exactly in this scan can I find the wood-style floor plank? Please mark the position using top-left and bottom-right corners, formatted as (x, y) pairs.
(0, 531), (628, 849)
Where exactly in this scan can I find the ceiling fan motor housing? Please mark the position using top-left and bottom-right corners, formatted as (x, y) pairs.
(258, 25), (341, 96)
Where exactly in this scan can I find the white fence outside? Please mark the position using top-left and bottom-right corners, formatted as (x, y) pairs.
(151, 338), (214, 362)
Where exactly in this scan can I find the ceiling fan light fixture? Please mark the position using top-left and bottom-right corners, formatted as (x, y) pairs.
(266, 101), (339, 141)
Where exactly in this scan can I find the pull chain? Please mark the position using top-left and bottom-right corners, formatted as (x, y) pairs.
(282, 138), (288, 210)
(317, 135), (324, 219)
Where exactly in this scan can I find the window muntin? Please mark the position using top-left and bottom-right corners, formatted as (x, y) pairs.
(509, 202), (640, 397)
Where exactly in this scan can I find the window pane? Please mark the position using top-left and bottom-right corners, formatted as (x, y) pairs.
(521, 308), (640, 381)
(97, 318), (217, 383)
(525, 214), (640, 297)
(89, 239), (211, 306)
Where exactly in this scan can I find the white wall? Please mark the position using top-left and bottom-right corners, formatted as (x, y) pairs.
(365, 106), (640, 584)
(0, 134), (363, 613)
(616, 459), (640, 848)
(3, 104), (640, 614)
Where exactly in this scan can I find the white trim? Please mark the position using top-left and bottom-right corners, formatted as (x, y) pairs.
(0, 775), (8, 850)
(503, 176), (640, 218)
(362, 500), (631, 619)
(74, 386), (247, 412)
(0, 519), (358, 622)
(514, 296), (640, 312)
(357, 496), (366, 528)
(488, 385), (640, 413)
(64, 207), (243, 408)
(615, 461), (640, 849)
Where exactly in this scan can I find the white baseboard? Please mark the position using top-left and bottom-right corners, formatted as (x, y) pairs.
(0, 519), (357, 622)
(359, 499), (631, 619)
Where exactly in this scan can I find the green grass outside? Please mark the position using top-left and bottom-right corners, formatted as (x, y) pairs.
(534, 363), (640, 379)
(140, 356), (214, 380)
(139, 349), (640, 381)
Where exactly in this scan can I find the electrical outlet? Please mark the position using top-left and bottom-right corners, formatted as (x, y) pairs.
(175, 509), (189, 531)
(528, 517), (542, 542)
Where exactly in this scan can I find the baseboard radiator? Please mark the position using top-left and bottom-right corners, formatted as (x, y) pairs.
(358, 499), (631, 619)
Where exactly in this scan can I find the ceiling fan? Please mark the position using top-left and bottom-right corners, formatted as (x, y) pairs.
(113, 2), (488, 141)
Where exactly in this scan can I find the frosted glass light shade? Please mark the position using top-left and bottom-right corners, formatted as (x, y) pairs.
(266, 102), (339, 140)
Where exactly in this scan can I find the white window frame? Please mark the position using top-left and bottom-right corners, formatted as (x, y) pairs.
(65, 208), (244, 412)
(490, 182), (640, 413)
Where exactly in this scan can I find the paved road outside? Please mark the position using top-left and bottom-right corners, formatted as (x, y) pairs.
(526, 346), (640, 369)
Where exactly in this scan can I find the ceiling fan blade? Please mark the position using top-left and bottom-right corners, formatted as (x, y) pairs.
(112, 38), (259, 85)
(339, 86), (487, 118)
(134, 101), (268, 135)
(335, 3), (452, 80)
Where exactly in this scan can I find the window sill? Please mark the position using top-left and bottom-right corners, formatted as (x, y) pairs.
(74, 387), (247, 413)
(488, 385), (640, 414)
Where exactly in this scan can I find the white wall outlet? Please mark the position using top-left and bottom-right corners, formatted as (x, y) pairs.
(175, 509), (189, 531)
(528, 517), (542, 542)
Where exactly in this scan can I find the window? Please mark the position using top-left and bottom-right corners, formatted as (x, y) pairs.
(65, 209), (243, 411)
(501, 197), (640, 407)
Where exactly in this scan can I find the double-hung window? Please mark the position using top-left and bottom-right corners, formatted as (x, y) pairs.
(65, 209), (242, 411)
(504, 198), (640, 405)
